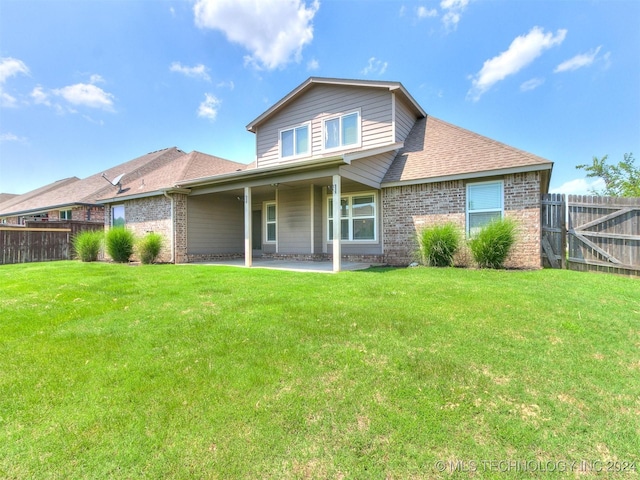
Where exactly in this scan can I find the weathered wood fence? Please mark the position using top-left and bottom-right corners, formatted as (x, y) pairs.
(0, 221), (104, 265)
(541, 194), (640, 277)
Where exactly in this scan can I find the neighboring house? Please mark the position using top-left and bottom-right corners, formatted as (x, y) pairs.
(0, 148), (187, 225)
(98, 150), (249, 262)
(134, 77), (550, 270)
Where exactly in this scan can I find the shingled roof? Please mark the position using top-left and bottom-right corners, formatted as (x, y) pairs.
(99, 150), (250, 202)
(382, 116), (553, 186)
(0, 148), (185, 216)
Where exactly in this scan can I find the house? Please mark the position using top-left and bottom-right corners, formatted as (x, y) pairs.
(0, 147), (188, 225)
(102, 77), (551, 270)
(98, 150), (249, 262)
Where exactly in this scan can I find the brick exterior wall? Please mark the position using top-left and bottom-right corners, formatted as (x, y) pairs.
(382, 172), (542, 269)
(173, 193), (188, 264)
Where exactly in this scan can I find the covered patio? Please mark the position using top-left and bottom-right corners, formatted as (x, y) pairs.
(187, 257), (382, 273)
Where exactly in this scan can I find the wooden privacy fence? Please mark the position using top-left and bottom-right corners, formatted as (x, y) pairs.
(541, 194), (640, 277)
(0, 221), (104, 265)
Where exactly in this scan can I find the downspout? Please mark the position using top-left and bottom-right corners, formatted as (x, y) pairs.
(163, 191), (175, 263)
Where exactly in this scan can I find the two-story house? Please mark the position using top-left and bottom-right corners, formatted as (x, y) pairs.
(100, 77), (552, 270)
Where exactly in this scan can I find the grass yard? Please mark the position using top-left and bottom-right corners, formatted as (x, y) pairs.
(0, 262), (638, 479)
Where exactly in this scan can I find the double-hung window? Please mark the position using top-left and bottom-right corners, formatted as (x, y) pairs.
(323, 111), (360, 151)
(466, 181), (503, 237)
(265, 202), (276, 243)
(328, 193), (376, 241)
(280, 123), (310, 159)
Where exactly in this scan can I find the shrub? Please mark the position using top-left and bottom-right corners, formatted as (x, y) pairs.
(137, 232), (164, 264)
(469, 218), (518, 269)
(418, 223), (461, 267)
(106, 227), (135, 263)
(72, 230), (104, 262)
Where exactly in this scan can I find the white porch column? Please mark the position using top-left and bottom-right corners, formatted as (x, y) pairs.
(332, 174), (341, 272)
(244, 186), (252, 267)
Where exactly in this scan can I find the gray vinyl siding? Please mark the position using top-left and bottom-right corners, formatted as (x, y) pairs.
(187, 194), (244, 254)
(340, 151), (398, 188)
(313, 185), (323, 254)
(395, 97), (417, 143)
(256, 85), (394, 168)
(277, 186), (311, 254)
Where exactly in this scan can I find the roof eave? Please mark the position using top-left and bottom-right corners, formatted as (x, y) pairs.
(0, 202), (98, 217)
(381, 163), (554, 188)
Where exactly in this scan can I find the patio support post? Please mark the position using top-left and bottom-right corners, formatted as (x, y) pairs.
(244, 186), (252, 267)
(332, 174), (341, 272)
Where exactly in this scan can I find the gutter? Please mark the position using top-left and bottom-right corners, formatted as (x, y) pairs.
(381, 163), (554, 188)
(0, 202), (98, 218)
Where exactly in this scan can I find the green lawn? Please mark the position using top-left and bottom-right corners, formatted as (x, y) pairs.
(0, 262), (638, 479)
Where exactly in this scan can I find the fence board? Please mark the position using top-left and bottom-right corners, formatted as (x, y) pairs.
(567, 195), (640, 277)
(541, 193), (566, 269)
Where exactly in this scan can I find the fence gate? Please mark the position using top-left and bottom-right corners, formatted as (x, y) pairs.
(567, 195), (640, 276)
(541, 193), (566, 269)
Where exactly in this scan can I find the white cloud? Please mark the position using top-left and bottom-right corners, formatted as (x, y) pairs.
(550, 177), (606, 195)
(307, 58), (319, 71)
(554, 46), (602, 73)
(0, 57), (30, 108)
(198, 93), (221, 120)
(417, 6), (438, 18)
(467, 26), (567, 101)
(89, 74), (105, 84)
(193, 0), (319, 70)
(216, 80), (235, 90)
(362, 57), (388, 76)
(0, 132), (27, 143)
(440, 0), (469, 30)
(31, 85), (51, 106)
(53, 83), (115, 111)
(169, 62), (211, 81)
(520, 77), (545, 92)
(399, 5), (406, 17)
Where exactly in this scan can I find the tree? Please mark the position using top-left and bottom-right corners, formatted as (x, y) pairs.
(576, 153), (640, 197)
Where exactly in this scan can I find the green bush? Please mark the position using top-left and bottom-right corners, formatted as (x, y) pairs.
(137, 232), (164, 264)
(72, 230), (104, 262)
(469, 218), (518, 269)
(418, 223), (461, 267)
(105, 227), (135, 263)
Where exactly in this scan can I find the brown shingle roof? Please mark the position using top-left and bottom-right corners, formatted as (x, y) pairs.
(99, 151), (248, 201)
(382, 116), (553, 185)
(0, 148), (185, 216)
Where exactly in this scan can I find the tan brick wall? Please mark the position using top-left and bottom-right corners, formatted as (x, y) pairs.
(174, 193), (188, 264)
(382, 173), (542, 268)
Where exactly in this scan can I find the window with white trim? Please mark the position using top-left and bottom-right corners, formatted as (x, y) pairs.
(328, 193), (376, 241)
(59, 209), (72, 220)
(280, 123), (310, 159)
(323, 111), (360, 151)
(112, 205), (125, 228)
(265, 202), (276, 243)
(466, 181), (503, 237)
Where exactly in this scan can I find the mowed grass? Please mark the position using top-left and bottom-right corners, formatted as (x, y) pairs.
(0, 262), (638, 479)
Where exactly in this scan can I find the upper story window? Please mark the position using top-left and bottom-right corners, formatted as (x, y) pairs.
(280, 123), (310, 159)
(466, 181), (503, 237)
(324, 111), (360, 151)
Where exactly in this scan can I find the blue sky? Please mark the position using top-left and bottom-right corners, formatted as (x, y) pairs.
(0, 0), (638, 195)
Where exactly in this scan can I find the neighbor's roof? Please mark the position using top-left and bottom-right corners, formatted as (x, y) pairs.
(99, 150), (250, 202)
(0, 148), (185, 216)
(246, 77), (426, 133)
(382, 116), (553, 186)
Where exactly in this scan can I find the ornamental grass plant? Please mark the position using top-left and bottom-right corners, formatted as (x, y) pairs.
(105, 227), (135, 263)
(72, 230), (104, 262)
(418, 223), (461, 267)
(469, 218), (517, 269)
(137, 232), (164, 264)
